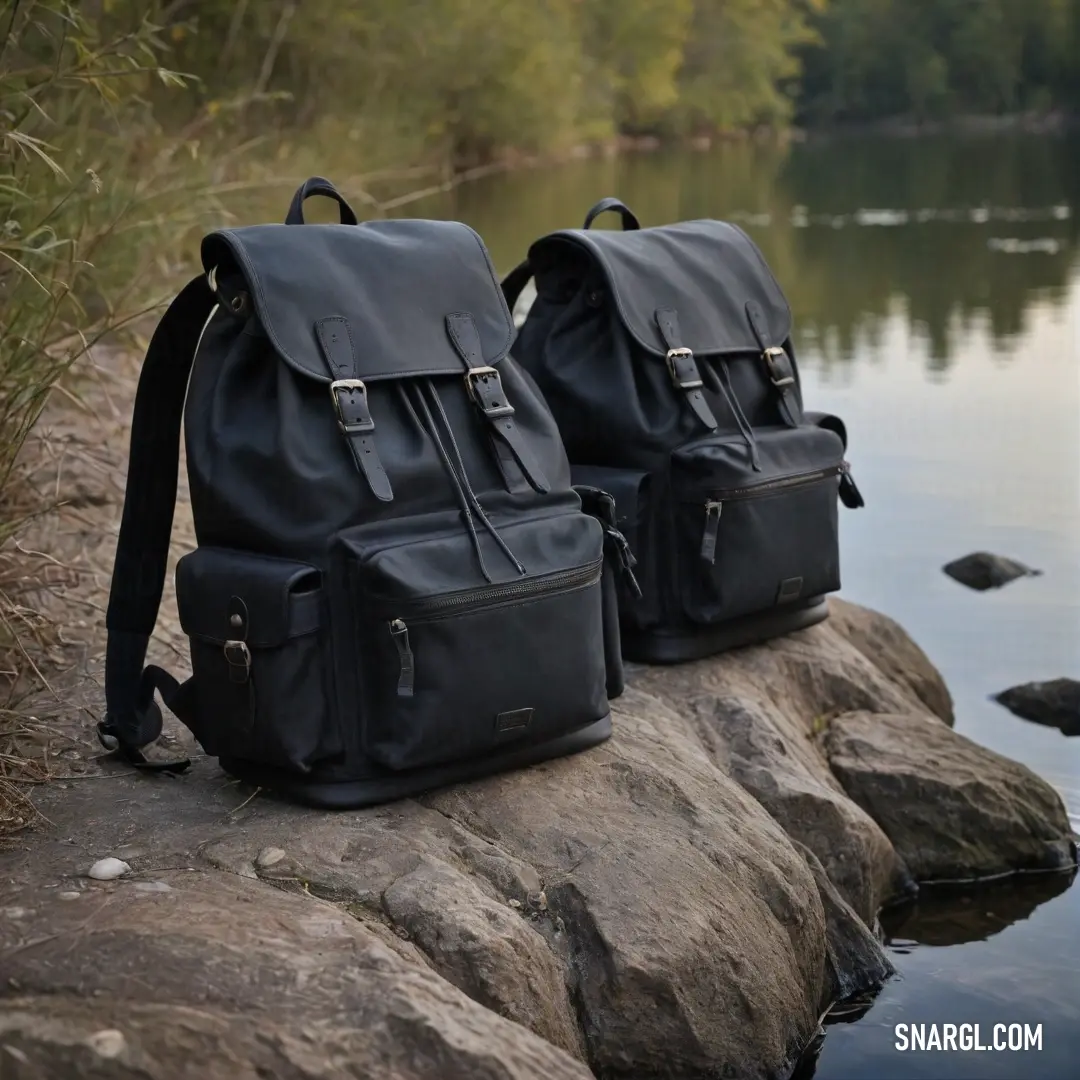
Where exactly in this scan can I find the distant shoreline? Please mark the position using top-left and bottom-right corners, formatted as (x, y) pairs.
(797, 110), (1079, 141)
(497, 111), (1080, 169)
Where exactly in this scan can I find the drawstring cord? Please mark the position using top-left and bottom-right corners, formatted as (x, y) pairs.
(422, 382), (526, 576)
(703, 358), (762, 471)
(397, 383), (491, 582)
(397, 382), (525, 583)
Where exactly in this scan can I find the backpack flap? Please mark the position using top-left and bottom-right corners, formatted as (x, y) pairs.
(202, 221), (514, 384)
(200, 221), (541, 501)
(528, 221), (800, 431)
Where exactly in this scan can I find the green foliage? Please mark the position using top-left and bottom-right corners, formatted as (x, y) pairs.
(0, 0), (198, 538)
(800, 0), (1079, 124)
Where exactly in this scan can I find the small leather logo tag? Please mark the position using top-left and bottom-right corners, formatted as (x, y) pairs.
(777, 577), (804, 603)
(496, 708), (533, 733)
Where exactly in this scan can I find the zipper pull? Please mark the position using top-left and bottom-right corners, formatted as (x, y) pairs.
(838, 462), (865, 509)
(389, 619), (415, 697)
(605, 526), (643, 599)
(701, 501), (723, 564)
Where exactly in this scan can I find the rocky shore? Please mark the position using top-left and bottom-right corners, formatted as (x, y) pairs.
(0, 600), (1075, 1080)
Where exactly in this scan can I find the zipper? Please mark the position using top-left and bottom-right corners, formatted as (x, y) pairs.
(698, 463), (847, 565)
(389, 619), (415, 697)
(838, 461), (865, 508)
(383, 560), (602, 695)
(701, 501), (723, 563)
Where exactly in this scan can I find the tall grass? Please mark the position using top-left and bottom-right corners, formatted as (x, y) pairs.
(0, 1), (218, 828)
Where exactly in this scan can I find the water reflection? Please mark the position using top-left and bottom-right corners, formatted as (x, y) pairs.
(881, 871), (1077, 950)
(407, 133), (1079, 375)
(799, 871), (1080, 1080)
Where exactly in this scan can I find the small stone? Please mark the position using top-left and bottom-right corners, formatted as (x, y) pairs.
(58, 891), (82, 901)
(507, 897), (522, 909)
(527, 890), (548, 911)
(943, 552), (1041, 591)
(134, 881), (173, 893)
(3, 907), (29, 919)
(88, 858), (131, 881)
(255, 847), (286, 869)
(86, 1029), (126, 1058)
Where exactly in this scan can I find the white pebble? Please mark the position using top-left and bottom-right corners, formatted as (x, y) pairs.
(58, 892), (82, 901)
(88, 858), (131, 881)
(255, 847), (286, 869)
(86, 1029), (126, 1058)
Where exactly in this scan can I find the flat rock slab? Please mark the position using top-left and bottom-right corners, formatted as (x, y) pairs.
(1, 601), (1074, 1080)
(942, 551), (1042, 591)
(995, 678), (1080, 737)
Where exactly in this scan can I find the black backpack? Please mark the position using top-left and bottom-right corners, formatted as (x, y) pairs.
(503, 197), (865, 664)
(100, 178), (622, 808)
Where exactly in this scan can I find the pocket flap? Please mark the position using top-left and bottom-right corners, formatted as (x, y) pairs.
(176, 547), (322, 648)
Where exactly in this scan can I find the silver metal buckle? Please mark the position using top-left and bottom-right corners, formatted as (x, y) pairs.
(464, 366), (499, 402)
(763, 347), (795, 388)
(665, 347), (702, 390)
(464, 366), (515, 417)
(223, 640), (251, 683)
(329, 379), (374, 435)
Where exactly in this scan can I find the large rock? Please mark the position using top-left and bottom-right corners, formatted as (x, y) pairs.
(1, 601), (1073, 1080)
(823, 710), (1076, 880)
(0, 871), (593, 1080)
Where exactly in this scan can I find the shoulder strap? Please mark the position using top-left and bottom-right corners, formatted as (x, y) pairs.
(99, 275), (217, 771)
(501, 259), (534, 312)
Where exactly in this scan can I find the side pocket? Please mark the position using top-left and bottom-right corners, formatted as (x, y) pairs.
(175, 547), (340, 772)
(573, 484), (634, 700)
(571, 465), (658, 631)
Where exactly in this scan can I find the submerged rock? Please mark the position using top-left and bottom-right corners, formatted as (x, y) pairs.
(0, 600), (1072, 1080)
(995, 678), (1080, 737)
(942, 551), (1042, 591)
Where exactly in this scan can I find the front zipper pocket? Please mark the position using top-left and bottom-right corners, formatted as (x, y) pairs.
(335, 508), (608, 771)
(671, 425), (845, 624)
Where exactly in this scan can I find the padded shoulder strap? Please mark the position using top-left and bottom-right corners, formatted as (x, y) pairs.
(100, 275), (216, 770)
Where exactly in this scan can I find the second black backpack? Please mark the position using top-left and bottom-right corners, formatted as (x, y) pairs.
(503, 198), (865, 664)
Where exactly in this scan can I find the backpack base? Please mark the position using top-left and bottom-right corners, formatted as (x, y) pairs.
(622, 597), (830, 665)
(218, 713), (612, 810)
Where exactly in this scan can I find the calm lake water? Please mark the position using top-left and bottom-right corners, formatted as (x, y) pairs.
(235, 133), (1080, 1078)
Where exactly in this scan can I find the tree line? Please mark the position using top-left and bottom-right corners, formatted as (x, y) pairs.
(105, 0), (1079, 166)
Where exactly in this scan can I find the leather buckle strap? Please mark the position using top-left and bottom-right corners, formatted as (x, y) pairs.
(464, 367), (515, 419)
(655, 307), (717, 431)
(316, 318), (394, 502)
(330, 379), (375, 435)
(762, 347), (795, 388)
(446, 313), (549, 494)
(666, 347), (704, 391)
